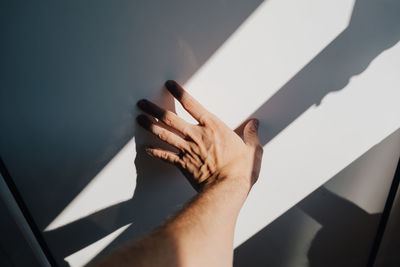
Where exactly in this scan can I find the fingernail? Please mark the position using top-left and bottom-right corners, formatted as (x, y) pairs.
(253, 119), (259, 130)
(165, 80), (176, 89)
(136, 115), (147, 126)
(165, 80), (183, 98)
(137, 99), (147, 108)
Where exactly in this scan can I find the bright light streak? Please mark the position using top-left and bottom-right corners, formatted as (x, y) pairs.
(45, 0), (400, 265)
(64, 224), (131, 266)
(45, 138), (136, 231)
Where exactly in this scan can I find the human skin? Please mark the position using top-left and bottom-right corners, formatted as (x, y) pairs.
(90, 80), (263, 267)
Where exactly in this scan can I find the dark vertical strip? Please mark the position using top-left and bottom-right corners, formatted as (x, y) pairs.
(366, 155), (400, 267)
(0, 157), (57, 267)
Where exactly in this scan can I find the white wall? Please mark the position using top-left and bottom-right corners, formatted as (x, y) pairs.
(1, 0), (400, 266)
(234, 129), (400, 267)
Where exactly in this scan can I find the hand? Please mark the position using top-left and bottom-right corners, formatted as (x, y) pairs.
(137, 80), (263, 192)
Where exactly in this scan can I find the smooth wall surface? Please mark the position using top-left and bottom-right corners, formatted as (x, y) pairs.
(1, 1), (263, 265)
(234, 129), (400, 267)
(1, 0), (400, 266)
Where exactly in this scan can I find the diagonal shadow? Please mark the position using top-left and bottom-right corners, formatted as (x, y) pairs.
(234, 1), (400, 265)
(0, 0), (264, 265)
(249, 0), (400, 146)
(300, 188), (380, 267)
(4, 0), (399, 265)
(234, 127), (400, 266)
(234, 187), (381, 267)
(44, 94), (195, 265)
(43, 0), (400, 265)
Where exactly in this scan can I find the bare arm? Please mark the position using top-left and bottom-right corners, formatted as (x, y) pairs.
(90, 80), (263, 267)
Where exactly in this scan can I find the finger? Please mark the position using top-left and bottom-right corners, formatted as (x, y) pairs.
(137, 99), (191, 136)
(165, 80), (209, 123)
(234, 119), (251, 138)
(137, 115), (189, 151)
(243, 119), (261, 147)
(145, 147), (182, 166)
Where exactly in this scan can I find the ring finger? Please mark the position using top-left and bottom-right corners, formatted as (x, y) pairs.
(137, 114), (189, 151)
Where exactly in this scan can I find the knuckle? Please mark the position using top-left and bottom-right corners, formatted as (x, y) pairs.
(160, 151), (169, 160)
(202, 115), (221, 130)
(198, 113), (210, 125)
(163, 113), (174, 126)
(156, 131), (166, 141)
(183, 125), (197, 139)
(188, 142), (200, 155)
(182, 95), (197, 111)
(182, 125), (191, 136)
(180, 142), (190, 153)
(203, 126), (217, 140)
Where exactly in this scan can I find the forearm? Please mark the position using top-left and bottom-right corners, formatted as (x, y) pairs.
(91, 178), (249, 267)
(163, 178), (249, 267)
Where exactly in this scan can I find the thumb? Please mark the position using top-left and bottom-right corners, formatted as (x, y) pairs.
(243, 119), (260, 147)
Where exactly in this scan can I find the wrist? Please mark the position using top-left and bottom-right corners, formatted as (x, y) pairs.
(202, 173), (252, 198)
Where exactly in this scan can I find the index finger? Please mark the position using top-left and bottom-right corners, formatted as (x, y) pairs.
(165, 80), (209, 123)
